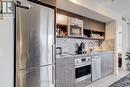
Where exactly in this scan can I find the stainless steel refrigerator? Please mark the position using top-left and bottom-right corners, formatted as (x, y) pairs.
(15, 0), (55, 87)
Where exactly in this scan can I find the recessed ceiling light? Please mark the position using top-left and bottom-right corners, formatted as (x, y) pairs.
(69, 0), (79, 3)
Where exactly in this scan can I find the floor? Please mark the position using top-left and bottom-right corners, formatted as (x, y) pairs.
(86, 68), (130, 87)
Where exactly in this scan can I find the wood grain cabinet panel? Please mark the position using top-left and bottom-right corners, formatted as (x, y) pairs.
(56, 13), (68, 25)
(40, 0), (56, 7)
(69, 17), (83, 27)
(83, 20), (91, 30)
(90, 21), (105, 32)
(83, 19), (105, 32)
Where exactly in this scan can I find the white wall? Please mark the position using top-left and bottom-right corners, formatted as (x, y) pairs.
(0, 0), (14, 86)
(128, 24), (130, 52)
(121, 21), (128, 69)
(0, 16), (14, 87)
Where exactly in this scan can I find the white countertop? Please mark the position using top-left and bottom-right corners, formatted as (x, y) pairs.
(71, 51), (114, 57)
(56, 53), (74, 59)
(56, 51), (114, 59)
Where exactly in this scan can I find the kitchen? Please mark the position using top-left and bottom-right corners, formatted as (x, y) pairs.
(2, 0), (128, 87)
(56, 8), (114, 87)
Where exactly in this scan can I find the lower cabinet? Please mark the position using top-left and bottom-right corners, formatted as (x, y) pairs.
(56, 57), (75, 87)
(101, 52), (114, 78)
(75, 78), (91, 87)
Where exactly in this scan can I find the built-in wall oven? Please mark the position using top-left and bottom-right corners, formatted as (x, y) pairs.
(75, 56), (92, 83)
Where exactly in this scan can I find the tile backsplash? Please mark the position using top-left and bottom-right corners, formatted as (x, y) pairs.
(56, 38), (99, 54)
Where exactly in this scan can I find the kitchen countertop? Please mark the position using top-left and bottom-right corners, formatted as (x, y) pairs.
(56, 51), (114, 59)
(56, 53), (74, 59)
(71, 51), (113, 57)
(90, 51), (114, 55)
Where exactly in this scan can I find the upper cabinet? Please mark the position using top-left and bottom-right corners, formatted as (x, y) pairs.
(84, 19), (91, 30)
(68, 17), (83, 27)
(56, 9), (105, 40)
(90, 21), (105, 32)
(56, 13), (68, 25)
(84, 19), (105, 32)
(68, 17), (83, 37)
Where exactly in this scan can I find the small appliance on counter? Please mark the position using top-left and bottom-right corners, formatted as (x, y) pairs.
(76, 42), (86, 54)
(56, 47), (62, 55)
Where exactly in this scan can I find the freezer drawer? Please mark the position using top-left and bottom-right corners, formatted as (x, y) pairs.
(16, 65), (55, 87)
(16, 1), (54, 70)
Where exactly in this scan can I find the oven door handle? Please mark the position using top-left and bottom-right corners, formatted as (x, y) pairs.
(75, 62), (92, 68)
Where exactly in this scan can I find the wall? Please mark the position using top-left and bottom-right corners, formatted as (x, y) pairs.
(56, 38), (99, 54)
(121, 21), (128, 69)
(0, 0), (14, 87)
(0, 16), (14, 87)
(128, 24), (130, 52)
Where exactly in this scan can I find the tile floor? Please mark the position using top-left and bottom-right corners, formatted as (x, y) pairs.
(86, 69), (130, 87)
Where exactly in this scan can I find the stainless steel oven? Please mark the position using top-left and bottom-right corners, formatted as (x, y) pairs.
(75, 56), (92, 82)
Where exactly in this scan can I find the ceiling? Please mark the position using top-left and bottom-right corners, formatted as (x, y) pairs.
(57, 0), (114, 23)
(70, 0), (130, 19)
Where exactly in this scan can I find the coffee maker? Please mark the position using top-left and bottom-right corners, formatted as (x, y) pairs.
(76, 42), (86, 54)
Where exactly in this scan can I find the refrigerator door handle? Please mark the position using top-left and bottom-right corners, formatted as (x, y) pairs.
(52, 65), (55, 87)
(52, 44), (56, 64)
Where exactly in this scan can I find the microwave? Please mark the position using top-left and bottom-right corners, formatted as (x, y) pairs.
(69, 25), (83, 36)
